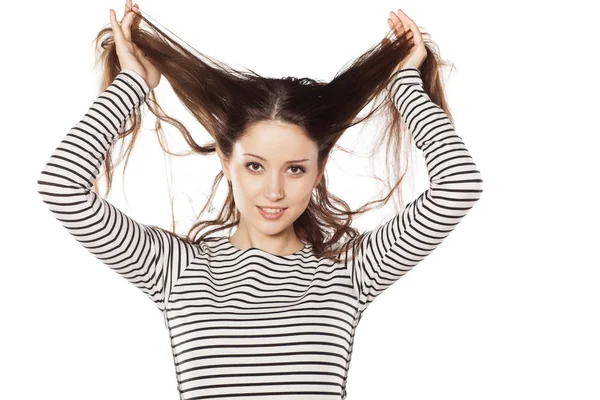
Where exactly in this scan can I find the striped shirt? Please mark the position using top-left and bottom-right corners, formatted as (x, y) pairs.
(37, 67), (483, 399)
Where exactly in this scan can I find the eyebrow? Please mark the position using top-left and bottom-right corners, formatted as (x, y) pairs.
(242, 153), (310, 163)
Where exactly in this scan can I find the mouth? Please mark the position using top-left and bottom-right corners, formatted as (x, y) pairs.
(257, 206), (288, 220)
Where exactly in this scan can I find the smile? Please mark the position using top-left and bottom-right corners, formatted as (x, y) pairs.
(257, 206), (288, 220)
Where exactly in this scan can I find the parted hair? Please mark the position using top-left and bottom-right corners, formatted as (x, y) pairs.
(91, 9), (455, 262)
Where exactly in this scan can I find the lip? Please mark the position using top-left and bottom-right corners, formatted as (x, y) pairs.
(257, 206), (288, 220)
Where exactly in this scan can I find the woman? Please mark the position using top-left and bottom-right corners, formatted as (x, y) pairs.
(37, 2), (483, 399)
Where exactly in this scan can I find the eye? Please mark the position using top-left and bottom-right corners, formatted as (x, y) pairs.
(289, 165), (306, 175)
(244, 162), (306, 175)
(246, 162), (262, 172)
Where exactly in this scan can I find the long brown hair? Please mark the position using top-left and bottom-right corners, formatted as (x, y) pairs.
(91, 8), (455, 262)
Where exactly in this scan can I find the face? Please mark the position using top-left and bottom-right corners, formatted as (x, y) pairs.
(217, 120), (325, 238)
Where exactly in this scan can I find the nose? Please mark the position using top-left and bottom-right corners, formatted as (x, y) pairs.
(263, 174), (284, 201)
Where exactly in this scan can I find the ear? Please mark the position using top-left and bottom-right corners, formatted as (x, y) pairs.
(314, 156), (328, 188)
(315, 170), (324, 188)
(216, 146), (231, 181)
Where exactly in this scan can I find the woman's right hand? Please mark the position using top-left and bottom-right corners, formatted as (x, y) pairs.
(109, 0), (161, 90)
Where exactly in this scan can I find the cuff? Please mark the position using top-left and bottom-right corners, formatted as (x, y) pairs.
(393, 67), (422, 84)
(387, 67), (423, 95)
(119, 68), (151, 100)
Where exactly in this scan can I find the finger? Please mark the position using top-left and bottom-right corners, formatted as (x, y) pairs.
(388, 11), (405, 33)
(132, 4), (141, 30)
(392, 11), (414, 43)
(397, 9), (423, 43)
(387, 18), (399, 40)
(109, 9), (125, 44)
(124, 0), (132, 16)
(121, 0), (137, 28)
(387, 18), (402, 37)
(121, 5), (138, 42)
(388, 12), (408, 43)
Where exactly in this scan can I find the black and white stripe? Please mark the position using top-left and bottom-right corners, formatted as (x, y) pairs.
(37, 67), (482, 399)
(345, 67), (484, 316)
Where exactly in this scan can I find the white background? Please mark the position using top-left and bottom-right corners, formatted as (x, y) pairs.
(2, 0), (599, 399)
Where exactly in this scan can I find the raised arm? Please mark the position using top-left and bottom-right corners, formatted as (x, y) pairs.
(36, 69), (202, 313)
(345, 67), (484, 315)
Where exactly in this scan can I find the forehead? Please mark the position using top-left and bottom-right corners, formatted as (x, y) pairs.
(234, 121), (316, 160)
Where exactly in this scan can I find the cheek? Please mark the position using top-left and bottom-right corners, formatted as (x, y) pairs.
(231, 178), (260, 206)
(301, 183), (314, 201)
(289, 184), (315, 209)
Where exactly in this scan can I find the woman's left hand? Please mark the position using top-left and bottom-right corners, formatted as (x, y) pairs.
(387, 8), (427, 72)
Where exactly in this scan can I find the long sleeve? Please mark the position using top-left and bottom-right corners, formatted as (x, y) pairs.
(345, 67), (484, 316)
(36, 69), (202, 313)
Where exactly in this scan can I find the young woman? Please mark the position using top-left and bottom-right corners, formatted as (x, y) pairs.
(37, 2), (483, 399)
